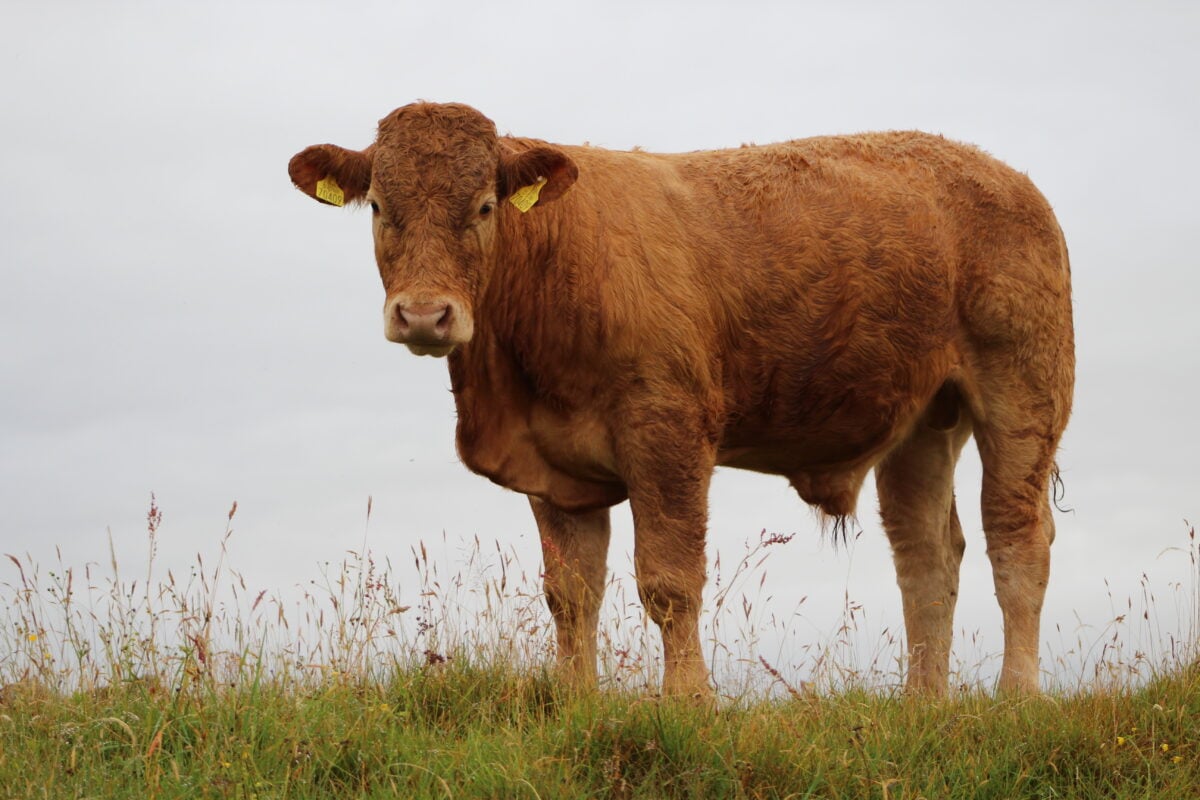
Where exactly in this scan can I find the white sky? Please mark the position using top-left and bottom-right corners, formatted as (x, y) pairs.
(2, 1), (1198, 690)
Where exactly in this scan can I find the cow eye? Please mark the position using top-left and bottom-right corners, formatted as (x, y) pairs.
(370, 201), (380, 215)
(479, 201), (494, 217)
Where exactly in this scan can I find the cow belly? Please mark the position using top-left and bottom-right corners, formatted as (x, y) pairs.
(717, 406), (900, 472)
(529, 404), (619, 483)
(719, 445), (876, 517)
(717, 415), (905, 517)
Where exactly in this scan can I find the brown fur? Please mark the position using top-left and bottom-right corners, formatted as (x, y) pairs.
(289, 102), (1075, 696)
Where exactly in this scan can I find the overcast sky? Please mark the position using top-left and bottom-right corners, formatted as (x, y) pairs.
(2, 1), (1198, 690)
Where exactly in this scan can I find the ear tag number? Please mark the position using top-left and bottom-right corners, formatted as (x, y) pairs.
(508, 178), (548, 213)
(315, 176), (345, 207)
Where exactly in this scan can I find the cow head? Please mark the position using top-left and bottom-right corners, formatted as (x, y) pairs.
(288, 102), (578, 356)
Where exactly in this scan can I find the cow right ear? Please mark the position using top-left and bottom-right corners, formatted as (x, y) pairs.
(288, 144), (372, 207)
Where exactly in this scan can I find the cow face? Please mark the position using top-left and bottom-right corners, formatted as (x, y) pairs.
(288, 102), (577, 357)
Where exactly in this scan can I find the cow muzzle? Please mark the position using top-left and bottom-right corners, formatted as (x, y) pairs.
(383, 296), (473, 357)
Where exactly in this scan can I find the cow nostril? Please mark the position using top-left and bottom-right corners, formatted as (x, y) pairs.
(434, 306), (452, 334)
(394, 304), (412, 333)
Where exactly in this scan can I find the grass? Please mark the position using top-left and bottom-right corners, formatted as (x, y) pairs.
(3, 660), (1199, 798)
(1, 499), (1198, 799)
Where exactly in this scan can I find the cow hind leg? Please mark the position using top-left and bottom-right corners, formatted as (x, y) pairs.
(529, 497), (611, 688)
(962, 236), (1073, 693)
(976, 419), (1061, 694)
(876, 392), (972, 694)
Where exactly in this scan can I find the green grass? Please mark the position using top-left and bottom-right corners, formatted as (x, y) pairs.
(2, 500), (1197, 798)
(3, 661), (1199, 798)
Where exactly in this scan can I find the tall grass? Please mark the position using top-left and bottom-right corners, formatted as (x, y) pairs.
(1, 499), (1197, 798)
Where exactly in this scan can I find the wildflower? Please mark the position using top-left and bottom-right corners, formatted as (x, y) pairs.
(1173, 756), (1183, 764)
(27, 633), (37, 642)
(380, 703), (391, 712)
(221, 760), (232, 769)
(1116, 737), (1126, 746)
(1160, 743), (1170, 753)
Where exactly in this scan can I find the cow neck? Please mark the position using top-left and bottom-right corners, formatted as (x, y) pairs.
(479, 201), (588, 398)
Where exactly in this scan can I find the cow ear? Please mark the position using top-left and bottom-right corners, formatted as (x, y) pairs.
(288, 144), (372, 207)
(497, 143), (578, 210)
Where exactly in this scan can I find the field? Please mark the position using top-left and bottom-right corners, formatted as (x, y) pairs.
(2, 501), (1198, 799)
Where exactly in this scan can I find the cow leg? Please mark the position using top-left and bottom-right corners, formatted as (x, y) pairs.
(976, 424), (1059, 694)
(530, 497), (611, 687)
(875, 412), (972, 694)
(631, 489), (711, 698)
(617, 418), (715, 697)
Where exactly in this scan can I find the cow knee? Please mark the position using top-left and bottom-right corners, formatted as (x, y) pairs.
(636, 571), (702, 627)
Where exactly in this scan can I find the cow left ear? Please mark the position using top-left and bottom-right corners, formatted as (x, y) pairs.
(497, 144), (578, 210)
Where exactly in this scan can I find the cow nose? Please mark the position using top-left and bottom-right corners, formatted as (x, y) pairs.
(395, 302), (452, 340)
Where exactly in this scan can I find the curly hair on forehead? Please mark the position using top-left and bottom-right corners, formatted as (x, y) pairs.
(376, 102), (499, 154)
(371, 102), (503, 206)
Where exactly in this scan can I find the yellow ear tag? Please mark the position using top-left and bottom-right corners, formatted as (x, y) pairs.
(508, 178), (548, 213)
(315, 175), (345, 207)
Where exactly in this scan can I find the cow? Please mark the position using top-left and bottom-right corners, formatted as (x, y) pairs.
(288, 102), (1074, 697)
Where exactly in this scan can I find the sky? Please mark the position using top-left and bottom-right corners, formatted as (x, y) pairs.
(2, 1), (1198, 691)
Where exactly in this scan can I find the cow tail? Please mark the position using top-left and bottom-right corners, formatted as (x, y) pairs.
(1050, 462), (1072, 514)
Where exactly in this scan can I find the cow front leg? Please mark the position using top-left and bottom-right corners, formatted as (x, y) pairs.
(529, 497), (611, 688)
(634, 527), (710, 698)
(618, 420), (715, 698)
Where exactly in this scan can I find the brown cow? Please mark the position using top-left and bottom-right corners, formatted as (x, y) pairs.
(288, 102), (1074, 696)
